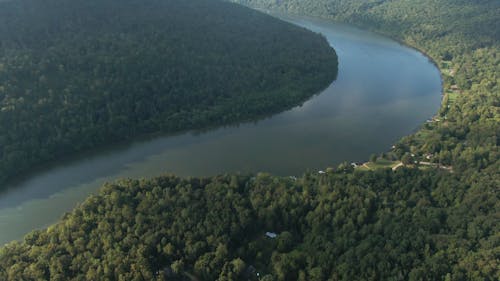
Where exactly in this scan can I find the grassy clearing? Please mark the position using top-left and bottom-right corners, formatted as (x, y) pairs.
(440, 60), (453, 75)
(356, 165), (371, 171)
(447, 92), (459, 103)
(357, 159), (401, 171)
(414, 129), (431, 140)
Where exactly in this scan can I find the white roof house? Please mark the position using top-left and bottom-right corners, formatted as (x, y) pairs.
(265, 232), (277, 238)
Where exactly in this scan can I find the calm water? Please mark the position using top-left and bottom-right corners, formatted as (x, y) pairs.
(0, 15), (441, 244)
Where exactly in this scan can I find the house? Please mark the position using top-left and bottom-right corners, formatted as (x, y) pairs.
(266, 232), (277, 239)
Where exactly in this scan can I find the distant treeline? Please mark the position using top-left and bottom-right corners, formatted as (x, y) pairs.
(0, 168), (497, 280)
(0, 0), (338, 187)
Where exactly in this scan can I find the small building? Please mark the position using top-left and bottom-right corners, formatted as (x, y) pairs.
(266, 232), (277, 239)
(318, 170), (326, 174)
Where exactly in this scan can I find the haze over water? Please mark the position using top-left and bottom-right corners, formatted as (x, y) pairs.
(0, 15), (441, 244)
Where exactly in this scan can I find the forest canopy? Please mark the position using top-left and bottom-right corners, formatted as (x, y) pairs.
(0, 0), (338, 187)
(0, 170), (497, 280)
(0, 0), (498, 280)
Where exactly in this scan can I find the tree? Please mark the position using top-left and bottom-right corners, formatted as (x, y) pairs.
(277, 231), (294, 252)
(402, 153), (413, 166)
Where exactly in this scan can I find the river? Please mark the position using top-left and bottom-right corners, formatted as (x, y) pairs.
(0, 14), (442, 245)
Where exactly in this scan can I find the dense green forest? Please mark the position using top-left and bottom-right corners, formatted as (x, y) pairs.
(0, 0), (337, 186)
(0, 0), (498, 280)
(0, 170), (497, 280)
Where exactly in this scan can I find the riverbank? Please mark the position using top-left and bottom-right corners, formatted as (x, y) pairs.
(2, 2), (496, 279)
(241, 1), (499, 175)
(0, 0), (338, 189)
(263, 9), (449, 150)
(0, 15), (442, 245)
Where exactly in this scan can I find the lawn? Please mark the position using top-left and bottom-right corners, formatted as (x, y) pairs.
(358, 159), (401, 170)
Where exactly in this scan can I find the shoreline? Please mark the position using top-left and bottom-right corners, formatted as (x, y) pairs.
(261, 8), (446, 151)
(1, 70), (337, 192)
(0, 13), (441, 244)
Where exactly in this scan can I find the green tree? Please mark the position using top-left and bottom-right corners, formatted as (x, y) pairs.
(402, 153), (413, 166)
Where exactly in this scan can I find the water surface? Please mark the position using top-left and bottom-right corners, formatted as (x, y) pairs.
(0, 15), (442, 244)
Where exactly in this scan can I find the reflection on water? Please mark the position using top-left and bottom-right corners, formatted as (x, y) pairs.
(0, 15), (441, 244)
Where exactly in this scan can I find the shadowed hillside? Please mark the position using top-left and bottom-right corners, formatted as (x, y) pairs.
(0, 0), (338, 187)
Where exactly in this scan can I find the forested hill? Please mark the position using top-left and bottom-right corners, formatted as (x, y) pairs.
(0, 170), (497, 280)
(0, 0), (338, 187)
(0, 1), (497, 280)
(226, 0), (500, 280)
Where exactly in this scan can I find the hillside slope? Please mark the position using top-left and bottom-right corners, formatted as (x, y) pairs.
(0, 1), (497, 280)
(0, 170), (497, 280)
(0, 0), (338, 187)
